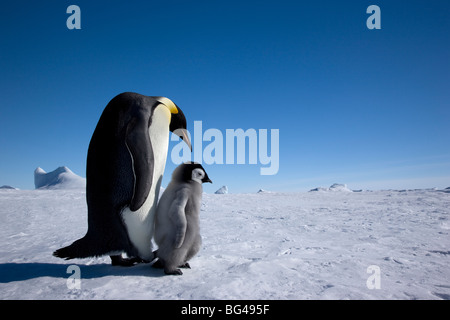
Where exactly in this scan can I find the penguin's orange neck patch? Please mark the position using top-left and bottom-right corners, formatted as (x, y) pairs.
(155, 97), (178, 114)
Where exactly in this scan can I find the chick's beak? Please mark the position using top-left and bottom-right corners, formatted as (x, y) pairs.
(202, 176), (212, 184)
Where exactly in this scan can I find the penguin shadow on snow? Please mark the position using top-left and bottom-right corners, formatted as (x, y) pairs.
(0, 261), (164, 283)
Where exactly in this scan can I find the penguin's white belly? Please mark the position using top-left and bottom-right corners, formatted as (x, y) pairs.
(121, 106), (170, 261)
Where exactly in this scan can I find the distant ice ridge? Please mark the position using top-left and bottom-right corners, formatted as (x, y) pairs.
(34, 166), (86, 190)
(0, 185), (18, 190)
(309, 183), (353, 192)
(439, 187), (450, 194)
(215, 186), (228, 194)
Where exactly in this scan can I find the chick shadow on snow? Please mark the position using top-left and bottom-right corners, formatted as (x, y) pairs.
(0, 261), (164, 283)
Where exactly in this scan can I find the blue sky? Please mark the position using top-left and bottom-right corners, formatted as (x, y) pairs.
(1, 0), (449, 193)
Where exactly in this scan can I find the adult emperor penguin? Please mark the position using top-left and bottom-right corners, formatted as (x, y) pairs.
(154, 162), (212, 275)
(53, 92), (191, 266)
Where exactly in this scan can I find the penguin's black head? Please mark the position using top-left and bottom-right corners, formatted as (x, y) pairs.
(153, 96), (192, 151)
(173, 162), (212, 184)
(170, 105), (192, 151)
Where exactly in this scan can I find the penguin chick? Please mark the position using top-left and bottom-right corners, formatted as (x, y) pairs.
(154, 162), (212, 275)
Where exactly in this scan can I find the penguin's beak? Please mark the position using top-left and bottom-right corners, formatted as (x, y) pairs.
(174, 128), (192, 151)
(202, 176), (212, 184)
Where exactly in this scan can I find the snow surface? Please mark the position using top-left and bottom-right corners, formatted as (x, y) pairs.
(0, 188), (449, 300)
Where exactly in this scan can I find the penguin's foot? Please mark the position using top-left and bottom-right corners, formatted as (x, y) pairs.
(151, 259), (190, 271)
(164, 268), (183, 276)
(110, 255), (147, 266)
(129, 257), (150, 264)
(151, 258), (164, 269)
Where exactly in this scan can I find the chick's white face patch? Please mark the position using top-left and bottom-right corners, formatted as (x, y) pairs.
(191, 168), (205, 184)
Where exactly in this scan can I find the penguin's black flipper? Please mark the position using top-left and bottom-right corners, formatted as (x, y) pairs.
(125, 107), (154, 212)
